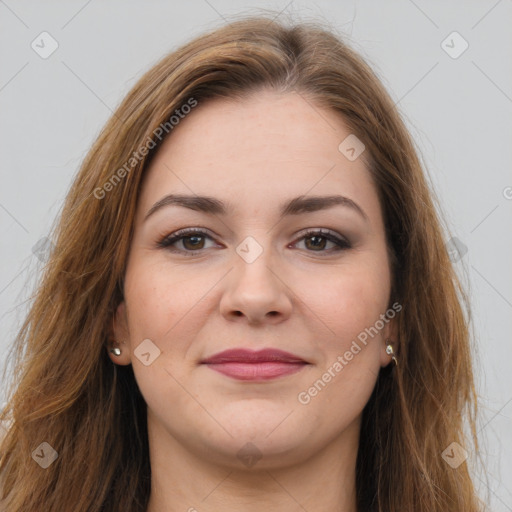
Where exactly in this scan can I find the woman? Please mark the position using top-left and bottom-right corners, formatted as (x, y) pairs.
(0, 14), (485, 512)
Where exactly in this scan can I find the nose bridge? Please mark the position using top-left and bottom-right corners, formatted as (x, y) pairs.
(233, 233), (280, 294)
(219, 233), (292, 323)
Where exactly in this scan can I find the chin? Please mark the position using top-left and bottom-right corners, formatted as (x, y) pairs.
(196, 432), (313, 471)
(190, 406), (312, 461)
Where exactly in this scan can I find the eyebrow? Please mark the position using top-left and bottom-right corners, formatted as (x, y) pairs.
(144, 194), (369, 222)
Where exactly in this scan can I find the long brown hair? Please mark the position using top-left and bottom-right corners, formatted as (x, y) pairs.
(0, 13), (486, 511)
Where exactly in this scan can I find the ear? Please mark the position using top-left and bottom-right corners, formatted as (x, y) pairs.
(108, 301), (132, 366)
(380, 315), (399, 368)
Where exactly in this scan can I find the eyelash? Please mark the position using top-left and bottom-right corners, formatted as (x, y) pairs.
(157, 227), (351, 256)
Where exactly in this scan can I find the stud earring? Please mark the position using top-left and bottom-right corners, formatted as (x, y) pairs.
(385, 339), (398, 366)
(110, 346), (122, 356)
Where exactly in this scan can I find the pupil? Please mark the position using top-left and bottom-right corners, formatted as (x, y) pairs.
(184, 235), (203, 249)
(307, 236), (326, 250)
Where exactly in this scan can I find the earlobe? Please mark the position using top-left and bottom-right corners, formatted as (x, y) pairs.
(385, 340), (398, 367)
(107, 341), (132, 366)
(380, 318), (399, 368)
(108, 301), (132, 366)
(380, 338), (398, 368)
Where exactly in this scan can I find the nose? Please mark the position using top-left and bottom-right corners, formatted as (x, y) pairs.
(219, 245), (293, 326)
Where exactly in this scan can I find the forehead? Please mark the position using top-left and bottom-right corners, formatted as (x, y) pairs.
(137, 90), (382, 226)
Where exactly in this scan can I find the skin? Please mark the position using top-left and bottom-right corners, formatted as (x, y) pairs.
(111, 89), (397, 512)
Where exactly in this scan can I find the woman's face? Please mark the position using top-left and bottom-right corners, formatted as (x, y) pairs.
(112, 89), (397, 469)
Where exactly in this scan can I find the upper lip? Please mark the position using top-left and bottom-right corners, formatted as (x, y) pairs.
(200, 348), (308, 364)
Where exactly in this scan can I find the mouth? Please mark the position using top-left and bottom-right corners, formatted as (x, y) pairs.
(200, 348), (310, 381)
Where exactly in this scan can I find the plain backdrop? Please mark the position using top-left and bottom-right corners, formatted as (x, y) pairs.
(0, 1), (511, 509)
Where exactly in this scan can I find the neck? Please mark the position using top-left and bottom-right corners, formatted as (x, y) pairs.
(145, 416), (360, 512)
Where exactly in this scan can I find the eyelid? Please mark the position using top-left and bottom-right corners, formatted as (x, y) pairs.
(159, 226), (217, 243)
(292, 227), (350, 246)
(157, 226), (351, 254)
(156, 227), (219, 252)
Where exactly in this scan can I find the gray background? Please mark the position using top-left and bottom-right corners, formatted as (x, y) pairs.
(0, 1), (511, 509)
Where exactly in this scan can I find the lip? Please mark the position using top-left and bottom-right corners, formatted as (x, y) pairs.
(200, 348), (309, 381)
(201, 348), (307, 364)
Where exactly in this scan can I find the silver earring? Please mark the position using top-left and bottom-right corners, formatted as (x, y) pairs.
(110, 346), (122, 356)
(385, 339), (398, 366)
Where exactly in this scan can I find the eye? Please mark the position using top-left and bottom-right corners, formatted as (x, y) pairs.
(291, 229), (351, 253)
(157, 227), (351, 256)
(157, 228), (216, 255)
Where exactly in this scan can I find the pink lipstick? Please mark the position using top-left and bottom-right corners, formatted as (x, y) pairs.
(200, 348), (309, 381)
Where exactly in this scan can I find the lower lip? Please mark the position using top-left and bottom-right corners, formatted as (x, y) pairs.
(203, 362), (307, 381)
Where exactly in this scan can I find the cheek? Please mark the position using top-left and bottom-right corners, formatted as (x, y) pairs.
(296, 259), (389, 406)
(122, 260), (208, 424)
(123, 257), (209, 343)
(300, 258), (391, 340)
(296, 277), (385, 431)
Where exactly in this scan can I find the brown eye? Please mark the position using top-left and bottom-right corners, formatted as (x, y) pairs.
(304, 234), (329, 251)
(158, 228), (216, 255)
(294, 229), (351, 253)
(158, 228), (351, 256)
(181, 234), (206, 250)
